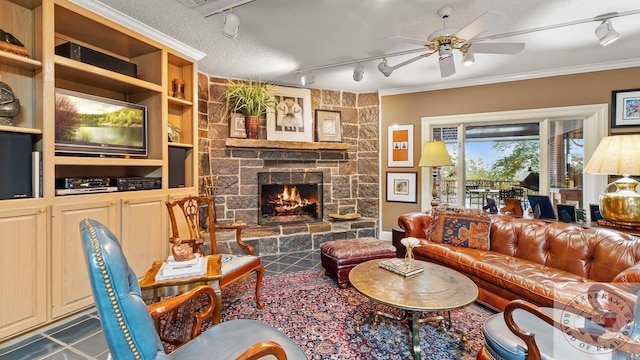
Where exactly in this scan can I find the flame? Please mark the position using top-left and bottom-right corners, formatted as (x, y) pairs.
(278, 185), (308, 209)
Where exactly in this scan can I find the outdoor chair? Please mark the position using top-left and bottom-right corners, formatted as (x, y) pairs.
(478, 283), (640, 360)
(79, 218), (307, 359)
(166, 195), (265, 308)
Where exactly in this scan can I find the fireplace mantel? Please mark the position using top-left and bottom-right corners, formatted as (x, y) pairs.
(225, 138), (350, 151)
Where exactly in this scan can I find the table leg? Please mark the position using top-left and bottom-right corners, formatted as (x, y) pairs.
(213, 289), (222, 324)
(408, 311), (422, 360)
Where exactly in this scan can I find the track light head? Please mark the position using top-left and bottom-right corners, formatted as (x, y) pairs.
(462, 51), (475, 67)
(595, 19), (620, 46)
(377, 59), (393, 77)
(353, 64), (364, 81)
(222, 11), (240, 39)
(300, 74), (315, 86)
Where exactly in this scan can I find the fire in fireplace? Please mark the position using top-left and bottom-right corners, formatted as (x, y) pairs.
(258, 172), (323, 225)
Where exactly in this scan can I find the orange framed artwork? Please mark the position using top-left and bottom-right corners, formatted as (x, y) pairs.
(388, 124), (414, 167)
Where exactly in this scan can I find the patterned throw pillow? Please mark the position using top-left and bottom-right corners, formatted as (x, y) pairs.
(428, 206), (491, 250)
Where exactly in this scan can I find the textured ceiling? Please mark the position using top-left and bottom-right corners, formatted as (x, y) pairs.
(96, 0), (640, 94)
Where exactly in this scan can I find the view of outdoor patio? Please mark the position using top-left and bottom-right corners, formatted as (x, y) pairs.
(433, 121), (583, 213)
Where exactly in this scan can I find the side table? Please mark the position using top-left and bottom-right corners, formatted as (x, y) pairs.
(139, 254), (223, 324)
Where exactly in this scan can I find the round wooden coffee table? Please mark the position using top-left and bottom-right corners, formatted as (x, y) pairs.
(349, 259), (478, 360)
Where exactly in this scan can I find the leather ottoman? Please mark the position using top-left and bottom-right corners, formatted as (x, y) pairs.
(320, 237), (396, 288)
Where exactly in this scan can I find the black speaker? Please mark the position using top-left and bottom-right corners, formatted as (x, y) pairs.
(0, 132), (32, 199)
(168, 147), (186, 188)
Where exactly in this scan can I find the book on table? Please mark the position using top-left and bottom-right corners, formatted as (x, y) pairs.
(379, 258), (424, 277)
(155, 254), (207, 281)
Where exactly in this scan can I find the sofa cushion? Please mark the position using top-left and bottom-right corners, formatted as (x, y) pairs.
(429, 206), (491, 250)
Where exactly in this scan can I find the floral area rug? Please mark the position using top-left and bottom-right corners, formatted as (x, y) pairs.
(221, 268), (494, 360)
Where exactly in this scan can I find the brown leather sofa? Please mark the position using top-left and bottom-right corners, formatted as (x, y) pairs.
(397, 212), (640, 311)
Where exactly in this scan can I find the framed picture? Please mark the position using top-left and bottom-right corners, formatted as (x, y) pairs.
(501, 198), (523, 217)
(266, 85), (313, 142)
(556, 203), (577, 223)
(315, 109), (342, 142)
(229, 112), (247, 138)
(527, 195), (556, 220)
(590, 203), (604, 222)
(388, 124), (414, 167)
(611, 88), (640, 128)
(386, 172), (417, 203)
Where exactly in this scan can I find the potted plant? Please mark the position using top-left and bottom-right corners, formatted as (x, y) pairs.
(223, 79), (274, 139)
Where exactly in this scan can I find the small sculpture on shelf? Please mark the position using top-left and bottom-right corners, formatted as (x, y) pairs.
(171, 238), (196, 261)
(401, 237), (421, 269)
(0, 82), (20, 126)
(171, 78), (185, 99)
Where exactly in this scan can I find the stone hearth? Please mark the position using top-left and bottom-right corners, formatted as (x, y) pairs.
(197, 74), (380, 255)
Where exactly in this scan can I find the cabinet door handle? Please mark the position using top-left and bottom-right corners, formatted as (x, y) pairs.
(124, 200), (130, 205)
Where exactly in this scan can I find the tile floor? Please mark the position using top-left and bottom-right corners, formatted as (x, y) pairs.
(0, 249), (322, 360)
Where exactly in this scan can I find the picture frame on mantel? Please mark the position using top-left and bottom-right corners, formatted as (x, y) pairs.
(266, 85), (313, 142)
(229, 112), (247, 138)
(315, 109), (342, 142)
(388, 124), (414, 167)
(612, 88), (640, 128)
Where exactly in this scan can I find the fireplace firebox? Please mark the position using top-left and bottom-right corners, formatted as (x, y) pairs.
(258, 172), (323, 225)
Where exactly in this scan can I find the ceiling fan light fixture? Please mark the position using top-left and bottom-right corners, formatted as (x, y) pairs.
(378, 59), (393, 77)
(462, 51), (475, 66)
(353, 63), (364, 82)
(595, 20), (620, 46)
(438, 45), (452, 61)
(222, 11), (239, 39)
(300, 74), (315, 87)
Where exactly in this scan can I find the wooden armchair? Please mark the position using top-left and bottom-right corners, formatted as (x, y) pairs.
(166, 195), (265, 308)
(79, 218), (307, 359)
(478, 283), (640, 360)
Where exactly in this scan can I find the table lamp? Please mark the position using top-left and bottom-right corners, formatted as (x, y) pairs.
(418, 140), (453, 207)
(583, 134), (640, 224)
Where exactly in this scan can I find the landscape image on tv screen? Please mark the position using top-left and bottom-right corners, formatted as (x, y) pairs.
(54, 89), (147, 156)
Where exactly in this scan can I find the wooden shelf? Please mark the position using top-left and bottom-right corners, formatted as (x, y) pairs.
(225, 138), (351, 151)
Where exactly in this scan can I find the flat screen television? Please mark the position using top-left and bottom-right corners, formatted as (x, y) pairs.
(54, 88), (147, 156)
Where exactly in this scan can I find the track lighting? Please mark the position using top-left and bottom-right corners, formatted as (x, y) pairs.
(378, 59), (393, 77)
(462, 51), (475, 66)
(595, 19), (620, 46)
(300, 74), (315, 86)
(353, 64), (364, 81)
(222, 11), (239, 39)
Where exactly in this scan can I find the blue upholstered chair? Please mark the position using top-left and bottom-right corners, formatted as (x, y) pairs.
(79, 218), (307, 360)
(478, 283), (640, 360)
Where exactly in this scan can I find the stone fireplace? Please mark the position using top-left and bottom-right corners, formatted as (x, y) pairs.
(258, 171), (323, 225)
(197, 73), (381, 255)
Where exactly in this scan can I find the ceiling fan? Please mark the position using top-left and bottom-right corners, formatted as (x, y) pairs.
(383, 6), (526, 78)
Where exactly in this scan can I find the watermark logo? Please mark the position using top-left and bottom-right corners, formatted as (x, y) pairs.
(560, 287), (634, 355)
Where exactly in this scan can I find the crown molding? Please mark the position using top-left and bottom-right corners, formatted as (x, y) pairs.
(379, 59), (640, 96)
(69, 0), (206, 61)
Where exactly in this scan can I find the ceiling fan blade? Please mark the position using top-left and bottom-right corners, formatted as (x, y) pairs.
(456, 11), (505, 41)
(467, 42), (525, 54)
(439, 55), (455, 78)
(389, 35), (429, 47)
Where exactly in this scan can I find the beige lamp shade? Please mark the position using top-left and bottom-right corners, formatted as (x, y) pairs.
(583, 135), (640, 176)
(583, 134), (640, 224)
(418, 141), (453, 167)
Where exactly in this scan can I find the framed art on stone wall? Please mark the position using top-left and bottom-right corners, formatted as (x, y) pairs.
(266, 85), (313, 142)
(315, 109), (342, 142)
(388, 124), (414, 167)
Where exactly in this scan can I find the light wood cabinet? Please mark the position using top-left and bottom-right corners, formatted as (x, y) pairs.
(0, 205), (47, 339)
(120, 193), (168, 276)
(50, 198), (118, 319)
(0, 0), (201, 340)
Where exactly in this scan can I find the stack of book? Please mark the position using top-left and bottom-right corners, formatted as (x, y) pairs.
(378, 258), (424, 277)
(596, 219), (640, 233)
(155, 254), (207, 281)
